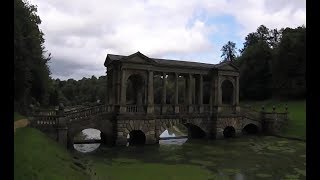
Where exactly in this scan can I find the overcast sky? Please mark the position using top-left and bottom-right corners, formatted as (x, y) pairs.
(29, 0), (305, 80)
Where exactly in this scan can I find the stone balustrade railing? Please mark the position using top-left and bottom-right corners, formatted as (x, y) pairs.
(126, 105), (146, 113)
(34, 109), (57, 116)
(31, 115), (60, 126)
(203, 104), (211, 113)
(220, 106), (236, 113)
(154, 104), (161, 114)
(179, 105), (188, 113)
(67, 105), (107, 121)
(166, 105), (175, 114)
(262, 112), (288, 121)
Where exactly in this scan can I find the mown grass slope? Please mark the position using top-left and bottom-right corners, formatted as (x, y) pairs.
(14, 127), (89, 180)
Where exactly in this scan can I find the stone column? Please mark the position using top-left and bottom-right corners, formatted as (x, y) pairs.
(217, 75), (222, 113)
(109, 69), (114, 105)
(105, 70), (109, 105)
(198, 75), (203, 113)
(137, 89), (143, 105)
(147, 70), (154, 114)
(186, 74), (193, 113)
(174, 73), (179, 113)
(119, 70), (127, 113)
(161, 72), (167, 114)
(235, 76), (240, 112)
(57, 103), (68, 148)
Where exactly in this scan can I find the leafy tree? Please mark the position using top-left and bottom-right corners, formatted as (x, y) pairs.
(14, 0), (52, 113)
(272, 26), (306, 98)
(221, 41), (237, 62)
(237, 24), (305, 100)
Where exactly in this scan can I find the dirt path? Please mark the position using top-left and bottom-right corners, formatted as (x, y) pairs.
(14, 119), (30, 133)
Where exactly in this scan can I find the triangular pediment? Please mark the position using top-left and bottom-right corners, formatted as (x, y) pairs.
(121, 51), (157, 64)
(216, 62), (239, 71)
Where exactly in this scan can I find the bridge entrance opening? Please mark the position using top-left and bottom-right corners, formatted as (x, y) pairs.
(73, 128), (102, 153)
(185, 123), (206, 139)
(223, 126), (236, 138)
(242, 124), (259, 135)
(127, 130), (146, 146)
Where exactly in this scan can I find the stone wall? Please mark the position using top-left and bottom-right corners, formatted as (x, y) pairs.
(215, 114), (243, 139)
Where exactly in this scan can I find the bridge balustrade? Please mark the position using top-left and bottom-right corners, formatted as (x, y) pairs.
(32, 115), (59, 126)
(179, 105), (188, 113)
(126, 105), (146, 113)
(154, 104), (161, 114)
(203, 105), (211, 113)
(166, 105), (175, 114)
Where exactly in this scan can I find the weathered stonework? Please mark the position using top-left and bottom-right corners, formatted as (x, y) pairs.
(30, 52), (289, 148)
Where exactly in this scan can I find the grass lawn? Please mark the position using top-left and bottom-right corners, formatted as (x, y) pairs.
(14, 127), (89, 180)
(14, 112), (26, 122)
(91, 160), (214, 180)
(240, 99), (306, 140)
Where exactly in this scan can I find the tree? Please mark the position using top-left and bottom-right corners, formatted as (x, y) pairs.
(221, 41), (237, 62)
(14, 0), (52, 113)
(272, 26), (306, 98)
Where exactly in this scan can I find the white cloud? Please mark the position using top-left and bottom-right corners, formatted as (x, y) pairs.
(29, 0), (305, 80)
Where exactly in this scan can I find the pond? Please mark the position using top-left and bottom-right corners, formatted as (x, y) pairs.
(72, 130), (306, 180)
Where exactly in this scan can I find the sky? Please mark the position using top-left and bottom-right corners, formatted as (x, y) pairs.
(28, 0), (306, 80)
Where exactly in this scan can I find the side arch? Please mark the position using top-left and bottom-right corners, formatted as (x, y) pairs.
(157, 118), (208, 139)
(67, 115), (115, 148)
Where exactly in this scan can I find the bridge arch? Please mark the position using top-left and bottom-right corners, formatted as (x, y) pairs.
(128, 130), (146, 145)
(67, 115), (115, 148)
(242, 123), (260, 135)
(223, 126), (236, 138)
(221, 79), (234, 105)
(157, 118), (207, 139)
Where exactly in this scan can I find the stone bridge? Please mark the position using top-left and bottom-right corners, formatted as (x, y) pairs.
(30, 52), (289, 148)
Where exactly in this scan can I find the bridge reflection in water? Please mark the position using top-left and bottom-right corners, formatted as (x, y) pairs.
(74, 128), (189, 152)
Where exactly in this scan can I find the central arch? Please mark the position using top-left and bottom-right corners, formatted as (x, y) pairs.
(223, 126), (235, 138)
(221, 80), (234, 105)
(128, 130), (146, 146)
(184, 123), (206, 139)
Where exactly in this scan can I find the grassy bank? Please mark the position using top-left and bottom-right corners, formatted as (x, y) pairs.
(14, 112), (25, 122)
(241, 99), (306, 140)
(14, 127), (89, 180)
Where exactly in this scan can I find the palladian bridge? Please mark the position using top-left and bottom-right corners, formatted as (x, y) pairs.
(30, 52), (289, 148)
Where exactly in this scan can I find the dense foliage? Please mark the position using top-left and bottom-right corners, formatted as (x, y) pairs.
(14, 0), (52, 113)
(49, 76), (107, 107)
(225, 25), (305, 100)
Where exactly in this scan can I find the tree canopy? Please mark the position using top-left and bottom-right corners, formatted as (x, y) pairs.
(14, 0), (52, 113)
(221, 41), (237, 62)
(234, 24), (305, 100)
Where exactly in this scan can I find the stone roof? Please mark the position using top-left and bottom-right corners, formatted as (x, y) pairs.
(105, 52), (216, 68)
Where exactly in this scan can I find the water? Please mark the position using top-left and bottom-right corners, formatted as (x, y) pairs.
(73, 129), (101, 153)
(72, 130), (306, 179)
